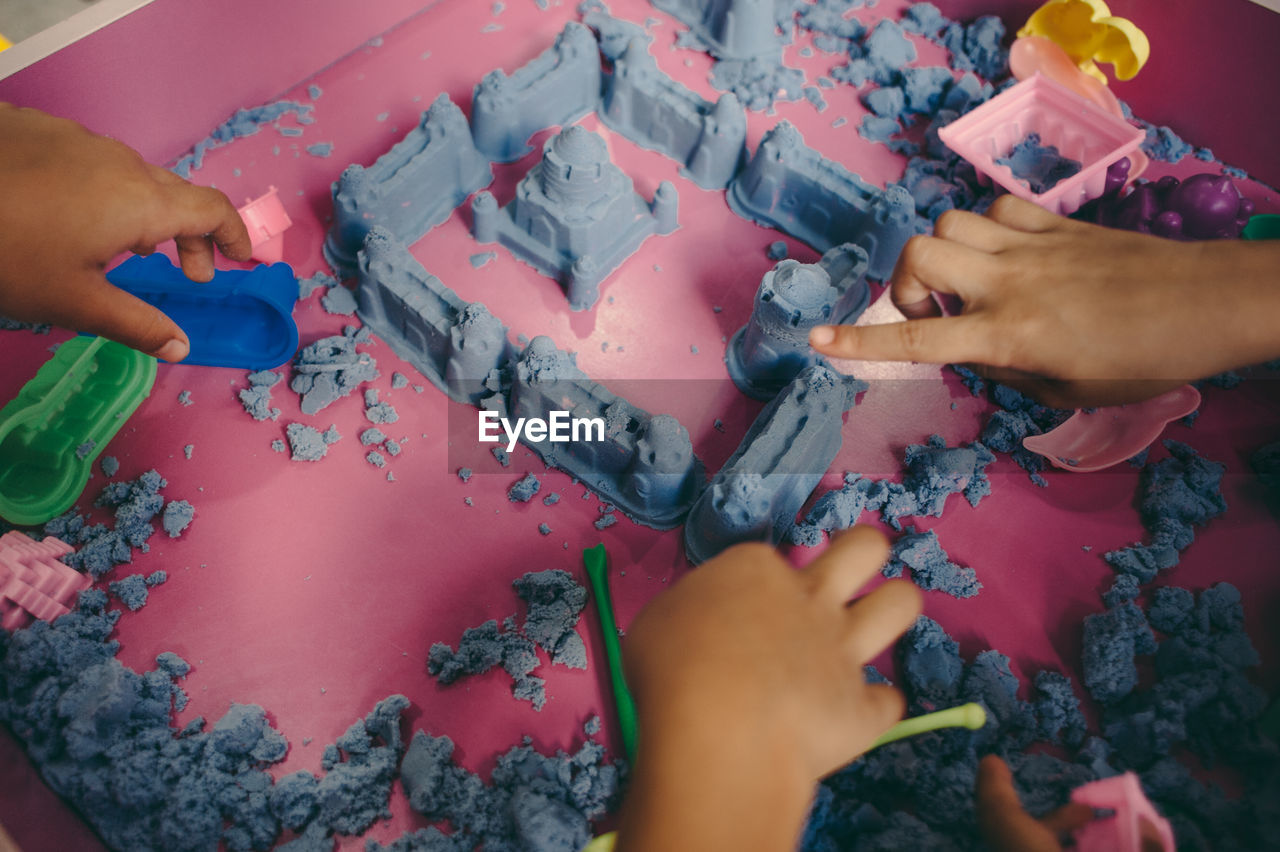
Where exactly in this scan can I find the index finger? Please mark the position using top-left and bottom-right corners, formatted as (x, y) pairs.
(148, 166), (253, 268)
(164, 181), (253, 263)
(809, 313), (992, 366)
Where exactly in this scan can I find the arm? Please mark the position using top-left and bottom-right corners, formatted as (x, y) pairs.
(615, 528), (922, 852)
(0, 104), (252, 361)
(809, 195), (1280, 408)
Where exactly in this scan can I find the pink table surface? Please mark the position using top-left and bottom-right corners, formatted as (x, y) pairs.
(2, 1), (1279, 850)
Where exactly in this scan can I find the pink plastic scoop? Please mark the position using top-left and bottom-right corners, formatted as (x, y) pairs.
(1009, 36), (1148, 182)
(1070, 772), (1175, 852)
(1021, 385), (1201, 473)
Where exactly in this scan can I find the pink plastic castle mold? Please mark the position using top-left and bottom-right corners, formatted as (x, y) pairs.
(0, 531), (88, 631)
(1071, 772), (1175, 852)
(937, 73), (1144, 216)
(238, 186), (292, 264)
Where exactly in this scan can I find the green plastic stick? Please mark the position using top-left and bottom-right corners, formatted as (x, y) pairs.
(869, 702), (988, 750)
(584, 543), (638, 767)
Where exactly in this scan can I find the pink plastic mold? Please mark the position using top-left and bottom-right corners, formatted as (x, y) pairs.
(1008, 36), (1148, 182)
(0, 531), (88, 631)
(1071, 772), (1175, 852)
(937, 73), (1145, 216)
(238, 186), (292, 264)
(1021, 385), (1200, 473)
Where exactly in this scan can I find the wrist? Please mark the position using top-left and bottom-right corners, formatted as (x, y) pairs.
(1184, 240), (1280, 375)
(617, 696), (815, 852)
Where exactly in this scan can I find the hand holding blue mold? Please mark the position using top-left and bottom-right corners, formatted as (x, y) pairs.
(809, 195), (1280, 409)
(616, 527), (922, 852)
(0, 104), (252, 361)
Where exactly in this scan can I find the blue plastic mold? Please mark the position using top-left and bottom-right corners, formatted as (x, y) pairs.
(600, 38), (747, 190)
(323, 93), (492, 278)
(356, 228), (514, 405)
(471, 125), (678, 311)
(728, 120), (918, 279)
(726, 243), (870, 400)
(105, 254), (298, 370)
(652, 0), (785, 61)
(683, 364), (859, 563)
(470, 22), (603, 163)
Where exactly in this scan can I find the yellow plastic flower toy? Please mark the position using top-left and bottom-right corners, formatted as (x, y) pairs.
(1018, 0), (1150, 83)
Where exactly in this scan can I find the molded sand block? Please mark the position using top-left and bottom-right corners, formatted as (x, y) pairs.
(727, 242), (870, 400)
(470, 22), (603, 163)
(106, 254), (299, 370)
(356, 228), (513, 405)
(503, 336), (705, 529)
(472, 125), (678, 310)
(324, 93), (491, 278)
(728, 120), (916, 279)
(652, 0), (783, 61)
(600, 37), (747, 190)
(684, 364), (859, 563)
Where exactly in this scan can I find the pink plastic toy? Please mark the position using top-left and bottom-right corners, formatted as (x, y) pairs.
(0, 531), (88, 631)
(1070, 772), (1175, 852)
(1009, 36), (1148, 182)
(238, 186), (292, 264)
(1022, 385), (1200, 473)
(937, 73), (1145, 216)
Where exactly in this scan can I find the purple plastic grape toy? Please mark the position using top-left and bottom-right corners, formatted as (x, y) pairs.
(1093, 173), (1254, 240)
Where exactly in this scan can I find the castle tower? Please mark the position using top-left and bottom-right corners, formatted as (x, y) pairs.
(726, 244), (870, 400)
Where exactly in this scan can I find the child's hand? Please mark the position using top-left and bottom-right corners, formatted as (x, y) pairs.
(977, 755), (1093, 852)
(0, 104), (252, 361)
(809, 195), (1280, 408)
(616, 527), (922, 851)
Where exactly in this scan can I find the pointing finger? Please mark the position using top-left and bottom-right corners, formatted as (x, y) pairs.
(809, 314), (992, 366)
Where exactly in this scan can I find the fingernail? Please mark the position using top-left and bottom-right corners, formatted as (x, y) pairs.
(809, 326), (836, 346)
(151, 338), (189, 363)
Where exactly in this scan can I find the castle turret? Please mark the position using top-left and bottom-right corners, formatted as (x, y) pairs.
(726, 244), (870, 400)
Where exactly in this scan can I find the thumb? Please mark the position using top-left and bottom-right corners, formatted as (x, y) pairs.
(63, 271), (190, 361)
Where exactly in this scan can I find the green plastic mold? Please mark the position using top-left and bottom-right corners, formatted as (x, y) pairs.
(1243, 214), (1280, 241)
(0, 337), (156, 525)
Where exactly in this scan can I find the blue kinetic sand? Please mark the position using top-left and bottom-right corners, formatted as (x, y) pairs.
(427, 569), (588, 710)
(500, 337), (705, 529)
(1103, 440), (1227, 583)
(652, 0), (784, 61)
(726, 242), (871, 400)
(683, 364), (861, 564)
(995, 132), (1083, 195)
(599, 38), (747, 190)
(727, 120), (917, 279)
(105, 254), (298, 370)
(357, 228), (514, 405)
(470, 22), (602, 162)
(472, 125), (678, 311)
(289, 327), (378, 415)
(398, 722), (618, 849)
(323, 93), (491, 278)
(882, 526), (982, 599)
